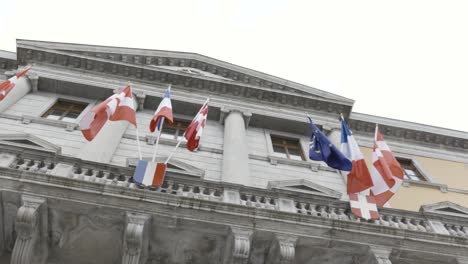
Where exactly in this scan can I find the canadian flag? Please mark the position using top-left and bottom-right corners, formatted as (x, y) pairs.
(370, 125), (404, 206)
(349, 193), (379, 220)
(184, 98), (209, 151)
(79, 85), (137, 141)
(340, 116), (374, 194)
(0, 66), (32, 101)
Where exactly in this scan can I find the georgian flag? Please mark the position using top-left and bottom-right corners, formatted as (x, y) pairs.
(184, 99), (209, 152)
(340, 116), (374, 194)
(349, 193), (379, 220)
(370, 125), (404, 206)
(79, 85), (137, 141)
(0, 66), (32, 101)
(149, 85), (173, 132)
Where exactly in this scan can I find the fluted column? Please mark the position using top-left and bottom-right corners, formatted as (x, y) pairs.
(221, 108), (251, 185)
(0, 70), (34, 113)
(78, 95), (139, 163)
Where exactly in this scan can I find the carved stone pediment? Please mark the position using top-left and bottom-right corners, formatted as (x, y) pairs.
(0, 133), (61, 154)
(420, 201), (468, 218)
(16, 39), (354, 117)
(267, 179), (342, 199)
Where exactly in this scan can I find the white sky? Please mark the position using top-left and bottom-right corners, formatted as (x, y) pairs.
(1, 0), (467, 132)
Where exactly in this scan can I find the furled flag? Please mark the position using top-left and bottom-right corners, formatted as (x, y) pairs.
(133, 160), (167, 187)
(340, 116), (374, 194)
(0, 66), (32, 101)
(349, 193), (379, 220)
(79, 85), (137, 141)
(370, 125), (405, 206)
(184, 98), (209, 151)
(307, 116), (352, 171)
(149, 85), (173, 132)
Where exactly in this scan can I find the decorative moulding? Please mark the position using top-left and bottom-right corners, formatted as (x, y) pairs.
(0, 133), (61, 154)
(268, 179), (342, 199)
(420, 201), (468, 218)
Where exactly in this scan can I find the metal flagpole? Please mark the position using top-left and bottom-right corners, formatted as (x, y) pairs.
(164, 139), (183, 164)
(135, 127), (143, 160)
(151, 117), (165, 162)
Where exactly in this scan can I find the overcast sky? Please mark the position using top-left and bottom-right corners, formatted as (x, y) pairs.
(1, 0), (467, 132)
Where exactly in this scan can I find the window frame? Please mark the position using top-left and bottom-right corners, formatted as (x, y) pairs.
(160, 118), (192, 141)
(264, 129), (310, 163)
(395, 155), (434, 183)
(38, 94), (95, 124)
(42, 99), (89, 122)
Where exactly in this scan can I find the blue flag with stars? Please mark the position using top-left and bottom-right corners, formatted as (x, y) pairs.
(308, 116), (352, 171)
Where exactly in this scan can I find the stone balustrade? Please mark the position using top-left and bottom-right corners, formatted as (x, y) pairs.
(1, 150), (467, 241)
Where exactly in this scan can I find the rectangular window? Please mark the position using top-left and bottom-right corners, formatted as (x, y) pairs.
(271, 135), (305, 161)
(42, 99), (88, 122)
(160, 119), (191, 140)
(397, 158), (426, 181)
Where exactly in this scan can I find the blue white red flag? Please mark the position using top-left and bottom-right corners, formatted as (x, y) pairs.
(340, 116), (374, 194)
(307, 116), (352, 171)
(133, 160), (167, 187)
(150, 85), (173, 132)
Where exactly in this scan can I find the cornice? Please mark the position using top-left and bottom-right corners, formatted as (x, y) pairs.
(0, 50), (18, 71)
(16, 43), (353, 118)
(16, 39), (354, 104)
(348, 114), (468, 152)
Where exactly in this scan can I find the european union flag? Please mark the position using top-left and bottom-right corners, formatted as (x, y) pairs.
(308, 116), (352, 171)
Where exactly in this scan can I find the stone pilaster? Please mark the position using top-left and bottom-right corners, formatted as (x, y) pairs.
(122, 212), (151, 264)
(369, 246), (393, 264)
(221, 108), (251, 185)
(77, 95), (138, 163)
(0, 70), (32, 113)
(223, 227), (253, 264)
(11, 195), (48, 264)
(266, 234), (297, 264)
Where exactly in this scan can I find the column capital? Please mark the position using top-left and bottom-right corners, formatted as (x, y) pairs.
(219, 106), (252, 128)
(224, 227), (253, 264)
(122, 212), (151, 264)
(27, 74), (39, 93)
(135, 92), (146, 111)
(369, 245), (393, 264)
(266, 234), (298, 264)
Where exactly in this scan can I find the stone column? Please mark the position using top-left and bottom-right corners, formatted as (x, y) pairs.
(11, 195), (48, 264)
(221, 108), (251, 185)
(122, 212), (151, 264)
(77, 95), (139, 164)
(0, 71), (34, 113)
(370, 246), (393, 264)
(266, 234), (297, 264)
(223, 227), (253, 264)
(323, 124), (341, 148)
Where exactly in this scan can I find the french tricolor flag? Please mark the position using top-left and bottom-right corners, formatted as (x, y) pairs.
(133, 160), (167, 187)
(149, 85), (173, 132)
(340, 116), (374, 194)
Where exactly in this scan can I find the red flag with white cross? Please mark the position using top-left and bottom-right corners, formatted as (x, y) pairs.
(349, 193), (379, 220)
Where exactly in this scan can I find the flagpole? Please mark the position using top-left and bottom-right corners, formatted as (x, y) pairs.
(135, 127), (143, 160)
(151, 117), (165, 162)
(164, 139), (183, 164)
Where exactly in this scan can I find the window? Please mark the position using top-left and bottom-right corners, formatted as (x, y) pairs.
(270, 135), (305, 161)
(42, 100), (88, 122)
(397, 158), (426, 181)
(160, 119), (191, 140)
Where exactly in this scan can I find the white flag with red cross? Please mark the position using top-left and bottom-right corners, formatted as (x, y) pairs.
(349, 193), (379, 220)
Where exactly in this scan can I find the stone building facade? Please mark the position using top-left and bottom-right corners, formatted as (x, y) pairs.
(0, 39), (467, 263)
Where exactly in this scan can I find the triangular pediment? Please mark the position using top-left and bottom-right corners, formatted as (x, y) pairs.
(268, 179), (342, 199)
(0, 133), (61, 154)
(16, 39), (354, 107)
(127, 157), (205, 178)
(420, 201), (468, 217)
